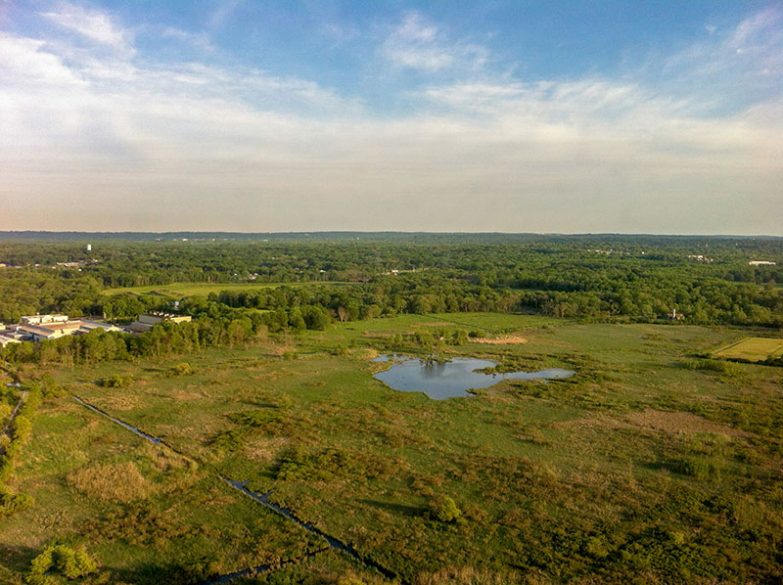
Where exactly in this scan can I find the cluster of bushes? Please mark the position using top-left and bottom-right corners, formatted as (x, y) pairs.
(682, 358), (742, 376)
(275, 447), (349, 482)
(96, 374), (133, 388)
(26, 544), (98, 585)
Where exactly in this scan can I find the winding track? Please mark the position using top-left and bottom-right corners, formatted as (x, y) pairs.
(72, 395), (407, 584)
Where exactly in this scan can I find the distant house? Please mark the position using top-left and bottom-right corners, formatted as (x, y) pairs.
(748, 260), (776, 266)
(665, 308), (685, 321)
(128, 312), (192, 333)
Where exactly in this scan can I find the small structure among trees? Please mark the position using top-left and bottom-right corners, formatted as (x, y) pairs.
(127, 312), (192, 333)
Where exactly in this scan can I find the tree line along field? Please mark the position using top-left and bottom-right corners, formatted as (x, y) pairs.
(1, 235), (781, 327)
(2, 313), (783, 584)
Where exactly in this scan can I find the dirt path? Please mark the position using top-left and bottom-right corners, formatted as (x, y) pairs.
(221, 477), (405, 582)
(1, 393), (26, 437)
(72, 395), (406, 584)
(72, 396), (165, 447)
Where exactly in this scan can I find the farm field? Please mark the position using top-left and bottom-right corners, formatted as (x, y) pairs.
(102, 281), (352, 297)
(2, 314), (783, 583)
(712, 336), (783, 362)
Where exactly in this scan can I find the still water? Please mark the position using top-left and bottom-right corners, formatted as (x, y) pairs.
(373, 355), (575, 400)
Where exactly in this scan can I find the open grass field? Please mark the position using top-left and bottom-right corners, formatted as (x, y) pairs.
(101, 281), (352, 297)
(712, 336), (783, 362)
(2, 314), (783, 583)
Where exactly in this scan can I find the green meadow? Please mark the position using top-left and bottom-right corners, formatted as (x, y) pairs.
(2, 314), (783, 584)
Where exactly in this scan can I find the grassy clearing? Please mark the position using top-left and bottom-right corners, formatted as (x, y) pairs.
(3, 314), (783, 583)
(101, 281), (353, 297)
(712, 336), (783, 362)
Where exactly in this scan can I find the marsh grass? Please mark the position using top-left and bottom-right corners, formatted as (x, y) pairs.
(67, 461), (152, 503)
(3, 315), (782, 583)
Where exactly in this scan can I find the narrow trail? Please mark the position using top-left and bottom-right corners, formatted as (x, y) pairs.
(72, 395), (407, 584)
(73, 396), (164, 446)
(0, 361), (28, 455)
(221, 477), (406, 583)
(1, 393), (26, 439)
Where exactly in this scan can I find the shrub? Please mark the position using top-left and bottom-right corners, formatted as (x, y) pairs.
(683, 359), (741, 376)
(0, 487), (33, 517)
(172, 362), (194, 376)
(96, 375), (132, 388)
(211, 428), (247, 452)
(428, 494), (461, 523)
(26, 544), (98, 585)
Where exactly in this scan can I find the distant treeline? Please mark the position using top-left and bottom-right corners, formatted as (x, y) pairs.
(0, 238), (781, 330)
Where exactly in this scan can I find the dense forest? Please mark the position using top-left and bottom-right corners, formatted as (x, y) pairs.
(1, 235), (781, 364)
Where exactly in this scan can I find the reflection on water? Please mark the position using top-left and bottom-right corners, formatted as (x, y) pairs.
(373, 355), (574, 400)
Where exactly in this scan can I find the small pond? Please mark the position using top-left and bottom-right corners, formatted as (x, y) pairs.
(372, 355), (575, 400)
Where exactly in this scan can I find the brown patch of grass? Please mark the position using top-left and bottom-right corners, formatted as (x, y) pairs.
(66, 461), (152, 502)
(168, 389), (207, 401)
(625, 408), (749, 437)
(89, 394), (143, 411)
(244, 435), (289, 463)
(553, 408), (747, 438)
(269, 343), (297, 357)
(347, 347), (380, 360)
(551, 415), (632, 432)
(415, 566), (525, 584)
(141, 443), (193, 472)
(472, 336), (528, 345)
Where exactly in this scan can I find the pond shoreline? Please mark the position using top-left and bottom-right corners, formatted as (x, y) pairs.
(373, 354), (575, 400)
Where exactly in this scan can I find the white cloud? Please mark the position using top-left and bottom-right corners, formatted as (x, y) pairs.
(660, 6), (783, 110)
(0, 32), (84, 86)
(41, 1), (133, 54)
(382, 12), (488, 72)
(0, 6), (781, 233)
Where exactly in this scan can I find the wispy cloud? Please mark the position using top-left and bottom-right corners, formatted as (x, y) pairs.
(659, 6), (783, 112)
(382, 11), (488, 72)
(41, 1), (133, 54)
(0, 4), (781, 233)
(160, 27), (214, 52)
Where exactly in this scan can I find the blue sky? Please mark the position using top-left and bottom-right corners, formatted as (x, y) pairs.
(0, 1), (781, 233)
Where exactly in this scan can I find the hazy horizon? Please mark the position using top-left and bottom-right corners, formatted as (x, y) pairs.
(1, 1), (781, 235)
(0, 229), (783, 239)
